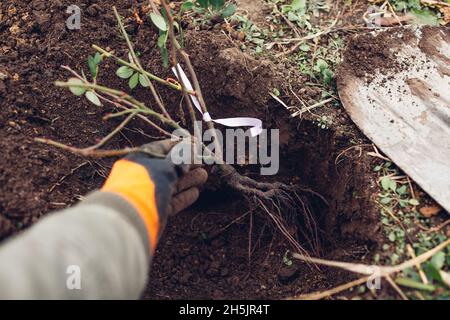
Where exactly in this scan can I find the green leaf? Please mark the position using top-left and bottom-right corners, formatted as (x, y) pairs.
(221, 4), (236, 18)
(116, 66), (134, 79)
(381, 176), (391, 191)
(409, 199), (420, 206)
(94, 52), (102, 64)
(391, 253), (399, 264)
(403, 267), (421, 281)
(129, 72), (139, 90)
(85, 91), (101, 106)
(68, 78), (86, 96)
(139, 74), (150, 87)
(287, 11), (299, 22)
(399, 199), (409, 208)
(88, 55), (97, 78)
(395, 277), (436, 292)
(299, 43), (310, 52)
(396, 185), (408, 195)
(157, 32), (168, 49)
(423, 262), (443, 283)
(389, 179), (397, 192)
(173, 20), (180, 32)
(322, 69), (334, 85)
(160, 46), (169, 68)
(280, 5), (291, 14)
(388, 232), (396, 242)
(291, 0), (306, 11)
(431, 252), (446, 270)
(315, 59), (329, 72)
(149, 12), (168, 31)
(380, 197), (392, 205)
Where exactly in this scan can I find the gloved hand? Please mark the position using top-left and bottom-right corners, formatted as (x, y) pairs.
(101, 139), (208, 251)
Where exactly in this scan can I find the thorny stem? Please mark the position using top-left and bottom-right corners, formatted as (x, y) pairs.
(113, 6), (173, 120)
(159, 0), (201, 144)
(160, 0), (222, 160)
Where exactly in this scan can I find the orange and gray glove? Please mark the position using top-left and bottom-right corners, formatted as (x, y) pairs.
(101, 140), (208, 252)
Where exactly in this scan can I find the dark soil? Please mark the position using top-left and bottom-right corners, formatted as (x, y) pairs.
(1, 0), (382, 299)
(418, 26), (450, 71)
(338, 27), (417, 83)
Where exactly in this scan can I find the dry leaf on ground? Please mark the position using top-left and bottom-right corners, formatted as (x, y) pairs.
(419, 205), (442, 218)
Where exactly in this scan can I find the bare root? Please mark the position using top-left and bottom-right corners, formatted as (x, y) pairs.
(217, 164), (321, 257)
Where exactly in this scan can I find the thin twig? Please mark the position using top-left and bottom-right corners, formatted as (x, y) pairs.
(160, 0), (222, 159)
(35, 138), (141, 158)
(87, 112), (138, 151)
(386, 274), (408, 300)
(386, 1), (403, 26)
(94, 91), (174, 138)
(291, 98), (334, 117)
(406, 244), (428, 285)
(272, 14), (340, 58)
(418, 219), (450, 234)
(289, 276), (370, 300)
(49, 162), (90, 193)
(292, 238), (450, 277)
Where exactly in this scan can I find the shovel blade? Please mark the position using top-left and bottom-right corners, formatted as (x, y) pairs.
(337, 26), (450, 212)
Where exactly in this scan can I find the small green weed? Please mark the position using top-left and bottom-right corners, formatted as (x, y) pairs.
(183, 0), (237, 23)
(374, 160), (449, 299)
(283, 250), (294, 267)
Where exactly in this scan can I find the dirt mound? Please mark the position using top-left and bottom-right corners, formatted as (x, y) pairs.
(0, 0), (381, 299)
(187, 32), (274, 114)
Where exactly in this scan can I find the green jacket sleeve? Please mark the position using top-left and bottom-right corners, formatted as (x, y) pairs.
(0, 191), (151, 300)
